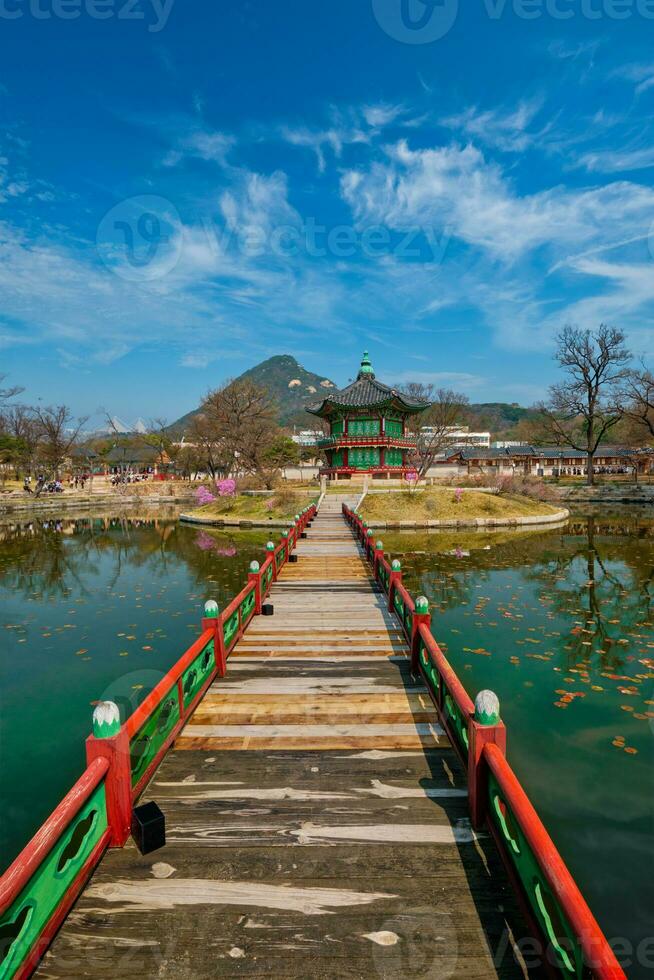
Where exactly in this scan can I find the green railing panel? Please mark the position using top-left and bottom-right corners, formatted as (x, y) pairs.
(223, 610), (240, 650)
(0, 782), (108, 980)
(385, 417), (403, 437)
(240, 588), (255, 623)
(385, 448), (403, 467)
(444, 692), (469, 757)
(419, 645), (468, 758)
(420, 645), (442, 701)
(488, 773), (582, 977)
(181, 640), (215, 709)
(130, 685), (180, 787)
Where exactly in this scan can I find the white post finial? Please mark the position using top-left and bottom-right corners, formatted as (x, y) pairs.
(92, 701), (121, 739)
(475, 690), (500, 726)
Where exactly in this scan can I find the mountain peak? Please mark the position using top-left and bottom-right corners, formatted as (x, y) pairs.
(170, 354), (337, 432)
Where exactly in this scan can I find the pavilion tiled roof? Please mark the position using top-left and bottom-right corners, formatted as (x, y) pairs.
(306, 352), (430, 417)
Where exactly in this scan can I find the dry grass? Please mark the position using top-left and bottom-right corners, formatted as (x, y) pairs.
(192, 490), (316, 522)
(359, 488), (560, 523)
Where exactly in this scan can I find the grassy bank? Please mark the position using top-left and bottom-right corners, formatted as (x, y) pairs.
(188, 490), (317, 523)
(359, 489), (561, 524)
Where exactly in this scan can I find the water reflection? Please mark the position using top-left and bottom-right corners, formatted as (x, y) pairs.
(0, 510), (271, 872)
(383, 513), (654, 976)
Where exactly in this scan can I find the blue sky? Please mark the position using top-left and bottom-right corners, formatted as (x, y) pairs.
(1, 0), (654, 425)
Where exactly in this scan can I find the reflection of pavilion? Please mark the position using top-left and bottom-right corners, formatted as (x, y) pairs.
(306, 352), (429, 481)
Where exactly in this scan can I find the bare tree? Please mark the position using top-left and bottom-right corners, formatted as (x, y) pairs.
(144, 417), (176, 474)
(197, 379), (280, 485)
(32, 405), (88, 486)
(539, 325), (631, 486)
(620, 365), (654, 440)
(1, 406), (40, 477)
(0, 374), (24, 410)
(398, 383), (468, 479)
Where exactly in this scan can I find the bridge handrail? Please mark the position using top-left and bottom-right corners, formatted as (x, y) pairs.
(484, 743), (624, 979)
(418, 623), (474, 765)
(0, 757), (112, 979)
(342, 502), (624, 980)
(0, 757), (110, 915)
(0, 502), (317, 979)
(125, 628), (215, 739)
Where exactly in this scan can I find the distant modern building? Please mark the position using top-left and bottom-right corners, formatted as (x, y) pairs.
(291, 430), (323, 447)
(421, 426), (491, 448)
(306, 352), (430, 480)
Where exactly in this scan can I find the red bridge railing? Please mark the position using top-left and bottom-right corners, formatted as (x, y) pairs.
(343, 503), (625, 980)
(0, 504), (317, 980)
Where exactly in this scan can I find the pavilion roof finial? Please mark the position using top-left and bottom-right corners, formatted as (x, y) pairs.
(358, 350), (375, 379)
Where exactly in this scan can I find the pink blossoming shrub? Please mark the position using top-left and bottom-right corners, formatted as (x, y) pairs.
(196, 486), (215, 506)
(454, 487), (463, 504)
(217, 479), (236, 497)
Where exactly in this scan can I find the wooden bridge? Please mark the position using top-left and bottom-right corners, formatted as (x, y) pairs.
(0, 497), (624, 979)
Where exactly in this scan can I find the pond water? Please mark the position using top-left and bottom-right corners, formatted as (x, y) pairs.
(0, 508), (271, 873)
(381, 511), (654, 975)
(0, 506), (652, 973)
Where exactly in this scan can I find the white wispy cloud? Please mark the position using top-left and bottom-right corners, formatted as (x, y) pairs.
(441, 97), (546, 152)
(341, 139), (654, 262)
(361, 103), (405, 129)
(279, 125), (349, 174)
(163, 127), (235, 168)
(219, 169), (301, 238)
(576, 145), (654, 173)
(612, 61), (654, 96)
(281, 102), (409, 172)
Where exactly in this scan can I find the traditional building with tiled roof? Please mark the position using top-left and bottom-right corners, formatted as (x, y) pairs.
(306, 352), (430, 480)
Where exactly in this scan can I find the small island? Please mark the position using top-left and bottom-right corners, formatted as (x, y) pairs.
(356, 487), (568, 528)
(180, 488), (317, 527)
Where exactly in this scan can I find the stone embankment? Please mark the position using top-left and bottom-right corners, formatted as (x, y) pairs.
(0, 492), (198, 515)
(553, 484), (654, 505)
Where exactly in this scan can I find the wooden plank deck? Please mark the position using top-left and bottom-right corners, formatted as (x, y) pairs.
(38, 496), (529, 979)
